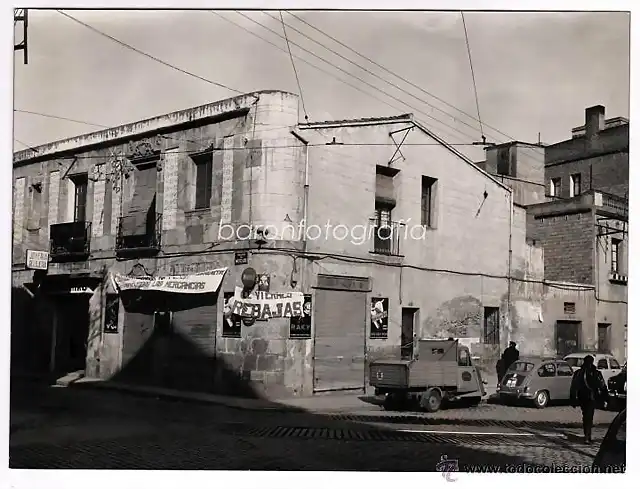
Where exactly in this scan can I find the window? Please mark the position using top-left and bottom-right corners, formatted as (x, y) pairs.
(509, 361), (534, 373)
(496, 146), (515, 176)
(27, 181), (43, 230)
(458, 349), (471, 367)
(563, 302), (576, 314)
(597, 359), (609, 370)
(570, 173), (581, 197)
(71, 174), (88, 223)
(194, 155), (213, 210)
(483, 307), (500, 345)
(421, 176), (437, 227)
(611, 238), (621, 273)
(610, 358), (621, 370)
(550, 177), (561, 197)
(556, 363), (573, 376)
(565, 357), (583, 369)
(537, 363), (556, 377)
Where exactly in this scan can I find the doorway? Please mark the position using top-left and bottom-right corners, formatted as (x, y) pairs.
(556, 320), (581, 357)
(597, 323), (611, 353)
(52, 295), (90, 374)
(401, 307), (418, 359)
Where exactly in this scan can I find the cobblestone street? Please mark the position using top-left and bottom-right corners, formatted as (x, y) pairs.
(10, 380), (618, 471)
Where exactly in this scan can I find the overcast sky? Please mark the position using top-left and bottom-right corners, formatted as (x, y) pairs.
(12, 9), (630, 161)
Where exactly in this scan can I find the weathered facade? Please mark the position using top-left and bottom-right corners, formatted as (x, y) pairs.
(476, 105), (628, 363)
(11, 90), (554, 398)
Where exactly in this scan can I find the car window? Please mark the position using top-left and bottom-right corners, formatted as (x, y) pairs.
(565, 357), (583, 368)
(610, 359), (621, 369)
(556, 363), (573, 376)
(537, 363), (556, 377)
(509, 361), (534, 372)
(458, 349), (470, 367)
(597, 359), (609, 369)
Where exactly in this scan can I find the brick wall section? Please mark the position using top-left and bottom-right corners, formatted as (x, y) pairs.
(545, 124), (628, 199)
(527, 209), (595, 284)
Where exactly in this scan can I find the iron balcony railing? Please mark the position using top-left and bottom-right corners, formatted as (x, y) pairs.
(49, 221), (91, 261)
(116, 212), (162, 254)
(369, 218), (404, 256)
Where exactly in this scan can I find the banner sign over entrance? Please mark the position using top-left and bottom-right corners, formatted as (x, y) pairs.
(112, 268), (228, 294)
(230, 286), (304, 320)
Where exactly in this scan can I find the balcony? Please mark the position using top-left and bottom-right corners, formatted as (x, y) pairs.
(369, 218), (404, 256)
(116, 212), (162, 257)
(49, 221), (91, 262)
(595, 191), (628, 221)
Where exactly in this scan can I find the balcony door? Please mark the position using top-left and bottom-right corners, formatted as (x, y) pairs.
(372, 204), (393, 254)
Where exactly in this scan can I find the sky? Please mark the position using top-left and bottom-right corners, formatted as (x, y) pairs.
(12, 9), (630, 162)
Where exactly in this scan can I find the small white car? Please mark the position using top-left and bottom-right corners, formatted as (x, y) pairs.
(563, 352), (623, 384)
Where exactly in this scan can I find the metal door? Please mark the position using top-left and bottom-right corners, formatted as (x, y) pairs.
(313, 289), (367, 392)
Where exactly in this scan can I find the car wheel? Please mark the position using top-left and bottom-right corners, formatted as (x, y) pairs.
(533, 390), (549, 409)
(421, 389), (442, 413)
(466, 396), (482, 407)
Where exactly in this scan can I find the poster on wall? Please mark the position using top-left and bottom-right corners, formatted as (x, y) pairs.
(257, 274), (270, 292)
(104, 295), (120, 334)
(370, 297), (389, 339)
(290, 295), (312, 339)
(223, 292), (242, 338)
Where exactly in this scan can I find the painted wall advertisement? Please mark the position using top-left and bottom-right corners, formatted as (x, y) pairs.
(289, 294), (312, 339)
(370, 297), (389, 339)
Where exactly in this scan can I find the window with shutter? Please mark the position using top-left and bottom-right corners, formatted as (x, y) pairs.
(194, 157), (213, 210)
(421, 176), (437, 227)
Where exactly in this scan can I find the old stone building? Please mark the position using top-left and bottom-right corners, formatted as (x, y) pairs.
(12, 89), (549, 398)
(477, 105), (629, 363)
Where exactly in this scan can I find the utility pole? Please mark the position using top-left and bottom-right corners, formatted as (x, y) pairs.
(14, 8), (28, 65)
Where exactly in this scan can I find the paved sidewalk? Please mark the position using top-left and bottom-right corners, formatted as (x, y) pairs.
(64, 376), (381, 413)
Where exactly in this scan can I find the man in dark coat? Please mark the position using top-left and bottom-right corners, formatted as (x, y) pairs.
(501, 341), (520, 372)
(570, 354), (609, 444)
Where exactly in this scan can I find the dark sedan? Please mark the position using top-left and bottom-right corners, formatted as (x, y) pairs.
(592, 408), (626, 473)
(607, 362), (626, 411)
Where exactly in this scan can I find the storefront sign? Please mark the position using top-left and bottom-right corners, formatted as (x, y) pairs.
(26, 250), (49, 270)
(112, 268), (228, 294)
(370, 297), (389, 339)
(315, 274), (371, 292)
(230, 286), (304, 320)
(290, 294), (312, 339)
(234, 251), (249, 265)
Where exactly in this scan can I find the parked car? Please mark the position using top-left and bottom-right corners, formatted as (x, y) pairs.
(563, 352), (622, 384)
(607, 362), (627, 411)
(592, 408), (626, 473)
(497, 358), (574, 408)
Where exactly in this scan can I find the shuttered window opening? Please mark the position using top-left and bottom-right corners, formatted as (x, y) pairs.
(121, 166), (157, 236)
(313, 290), (367, 392)
(194, 154), (213, 210)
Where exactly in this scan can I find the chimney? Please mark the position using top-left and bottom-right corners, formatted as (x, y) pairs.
(585, 105), (605, 138)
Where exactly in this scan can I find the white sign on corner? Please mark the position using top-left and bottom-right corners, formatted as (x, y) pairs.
(26, 250), (49, 270)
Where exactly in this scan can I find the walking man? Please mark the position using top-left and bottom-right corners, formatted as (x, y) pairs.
(570, 354), (608, 444)
(501, 341), (520, 372)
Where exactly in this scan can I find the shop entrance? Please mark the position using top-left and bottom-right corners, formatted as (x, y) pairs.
(52, 294), (90, 374)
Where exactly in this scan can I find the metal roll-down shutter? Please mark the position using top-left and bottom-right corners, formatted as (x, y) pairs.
(313, 289), (367, 392)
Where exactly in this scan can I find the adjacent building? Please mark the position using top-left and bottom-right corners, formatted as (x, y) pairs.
(12, 90), (546, 397)
(477, 105), (629, 363)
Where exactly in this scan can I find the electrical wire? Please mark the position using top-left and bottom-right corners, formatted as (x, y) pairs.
(270, 11), (489, 138)
(284, 11), (520, 144)
(232, 11), (480, 144)
(211, 11), (470, 146)
(56, 10), (243, 94)
(279, 11), (308, 121)
(461, 11), (484, 142)
(14, 138), (38, 152)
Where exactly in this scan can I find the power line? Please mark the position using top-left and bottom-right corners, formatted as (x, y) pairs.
(269, 11), (488, 139)
(14, 138), (38, 152)
(56, 10), (243, 94)
(279, 11), (308, 122)
(232, 11), (479, 144)
(211, 11), (468, 144)
(285, 10), (518, 144)
(461, 11), (485, 142)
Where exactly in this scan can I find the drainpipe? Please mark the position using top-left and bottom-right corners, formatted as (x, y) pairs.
(507, 190), (513, 346)
(291, 130), (310, 289)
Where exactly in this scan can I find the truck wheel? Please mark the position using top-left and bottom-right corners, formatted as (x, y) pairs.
(421, 389), (442, 413)
(533, 390), (549, 409)
(466, 396), (482, 407)
(383, 393), (401, 411)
